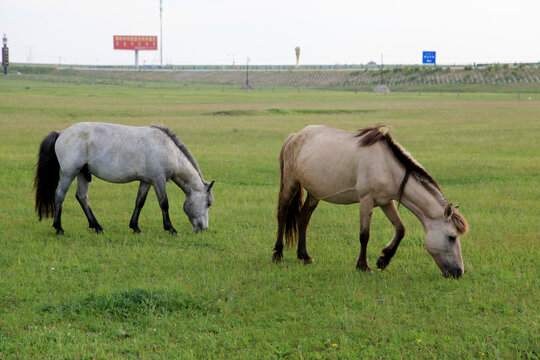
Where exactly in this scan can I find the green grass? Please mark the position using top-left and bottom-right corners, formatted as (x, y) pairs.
(0, 78), (538, 359)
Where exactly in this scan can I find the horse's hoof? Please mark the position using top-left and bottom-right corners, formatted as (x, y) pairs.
(272, 253), (283, 262)
(55, 229), (64, 235)
(356, 264), (373, 273)
(168, 229), (178, 235)
(376, 257), (387, 270)
(303, 257), (314, 264)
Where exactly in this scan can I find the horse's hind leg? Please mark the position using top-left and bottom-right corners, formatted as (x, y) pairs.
(75, 173), (103, 233)
(52, 173), (77, 235)
(356, 196), (374, 273)
(153, 179), (177, 235)
(376, 201), (405, 270)
(296, 193), (319, 264)
(129, 181), (151, 233)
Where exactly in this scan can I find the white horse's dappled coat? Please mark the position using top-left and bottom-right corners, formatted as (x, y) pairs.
(34, 122), (214, 235)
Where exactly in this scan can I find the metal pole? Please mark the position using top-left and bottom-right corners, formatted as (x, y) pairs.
(2, 47), (6, 75)
(246, 57), (249, 85)
(2, 33), (8, 75)
(160, 0), (163, 66)
(380, 53), (383, 85)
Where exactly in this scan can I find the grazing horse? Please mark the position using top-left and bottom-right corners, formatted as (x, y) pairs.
(34, 122), (214, 235)
(272, 124), (468, 278)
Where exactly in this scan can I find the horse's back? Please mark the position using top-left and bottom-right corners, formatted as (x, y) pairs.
(286, 125), (370, 171)
(55, 122), (176, 183)
(284, 125), (394, 203)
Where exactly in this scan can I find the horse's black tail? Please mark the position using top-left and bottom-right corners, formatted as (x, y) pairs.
(34, 131), (60, 220)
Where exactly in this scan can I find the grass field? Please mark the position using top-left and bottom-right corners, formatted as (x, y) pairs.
(0, 78), (538, 359)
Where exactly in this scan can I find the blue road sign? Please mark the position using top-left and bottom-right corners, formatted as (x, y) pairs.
(422, 51), (436, 64)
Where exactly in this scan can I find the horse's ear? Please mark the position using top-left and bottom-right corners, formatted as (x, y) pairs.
(444, 203), (453, 220)
(207, 180), (215, 191)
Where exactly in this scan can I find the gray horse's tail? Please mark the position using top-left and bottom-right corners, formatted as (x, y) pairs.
(34, 131), (60, 220)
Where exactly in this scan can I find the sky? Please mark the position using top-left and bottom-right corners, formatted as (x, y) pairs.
(2, 0), (540, 66)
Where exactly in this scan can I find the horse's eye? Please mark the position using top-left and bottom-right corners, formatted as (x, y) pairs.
(448, 235), (457, 242)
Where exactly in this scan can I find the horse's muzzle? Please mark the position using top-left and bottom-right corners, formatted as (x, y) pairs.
(442, 267), (463, 279)
(192, 225), (208, 233)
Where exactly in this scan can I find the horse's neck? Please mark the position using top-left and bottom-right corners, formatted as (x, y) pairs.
(172, 153), (205, 194)
(399, 175), (445, 229)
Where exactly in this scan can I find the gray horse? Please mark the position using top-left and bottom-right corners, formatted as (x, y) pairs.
(34, 122), (214, 235)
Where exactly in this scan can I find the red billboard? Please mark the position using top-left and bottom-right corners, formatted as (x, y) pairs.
(113, 36), (157, 50)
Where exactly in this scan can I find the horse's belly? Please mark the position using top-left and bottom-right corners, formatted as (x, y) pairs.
(89, 163), (140, 183)
(315, 188), (359, 204)
(297, 167), (360, 204)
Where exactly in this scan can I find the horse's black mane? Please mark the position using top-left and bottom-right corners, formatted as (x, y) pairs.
(151, 126), (204, 181)
(355, 124), (444, 204)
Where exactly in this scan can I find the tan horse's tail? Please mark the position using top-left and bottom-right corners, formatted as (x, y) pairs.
(278, 135), (304, 249)
(284, 185), (303, 249)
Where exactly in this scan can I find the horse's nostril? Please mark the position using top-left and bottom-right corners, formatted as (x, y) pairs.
(444, 268), (463, 279)
(192, 221), (207, 233)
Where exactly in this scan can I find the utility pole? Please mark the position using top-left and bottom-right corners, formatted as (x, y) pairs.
(246, 57), (249, 85)
(240, 57), (255, 90)
(2, 34), (8, 75)
(160, 0), (163, 66)
(380, 53), (384, 85)
(27, 46), (33, 64)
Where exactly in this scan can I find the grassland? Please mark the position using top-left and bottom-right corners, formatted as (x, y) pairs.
(0, 77), (538, 359)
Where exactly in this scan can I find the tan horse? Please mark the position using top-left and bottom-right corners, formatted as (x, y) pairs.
(272, 124), (468, 278)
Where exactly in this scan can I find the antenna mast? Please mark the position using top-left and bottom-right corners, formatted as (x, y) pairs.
(160, 0), (163, 66)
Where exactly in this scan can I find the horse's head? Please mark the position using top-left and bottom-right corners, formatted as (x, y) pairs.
(424, 204), (469, 278)
(183, 181), (214, 232)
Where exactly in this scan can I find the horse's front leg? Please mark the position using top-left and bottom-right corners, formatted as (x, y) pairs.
(129, 182), (151, 233)
(376, 201), (406, 270)
(153, 180), (177, 235)
(356, 197), (374, 273)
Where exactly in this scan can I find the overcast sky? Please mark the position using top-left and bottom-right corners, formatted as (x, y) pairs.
(2, 0), (539, 66)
